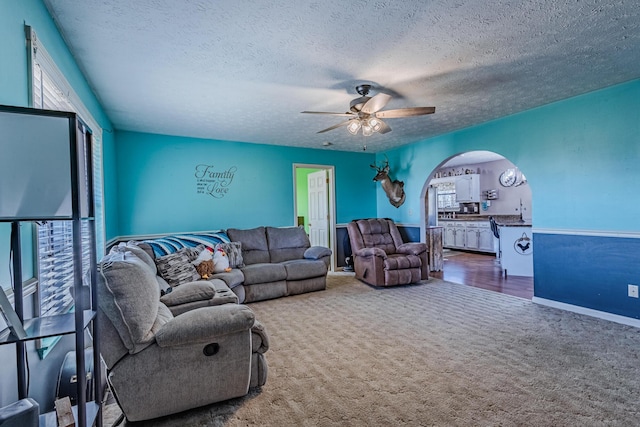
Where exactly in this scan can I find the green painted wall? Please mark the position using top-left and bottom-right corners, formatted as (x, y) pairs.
(295, 168), (320, 233)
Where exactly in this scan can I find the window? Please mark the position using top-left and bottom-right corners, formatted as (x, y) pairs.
(26, 26), (105, 356)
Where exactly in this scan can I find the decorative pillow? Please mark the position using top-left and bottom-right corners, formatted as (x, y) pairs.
(216, 242), (244, 268)
(183, 244), (205, 262)
(155, 248), (201, 287)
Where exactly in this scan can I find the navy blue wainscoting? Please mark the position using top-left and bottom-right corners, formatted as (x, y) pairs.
(397, 225), (421, 244)
(534, 233), (640, 319)
(336, 226), (350, 268)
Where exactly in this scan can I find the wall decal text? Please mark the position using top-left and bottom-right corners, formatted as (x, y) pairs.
(195, 164), (238, 199)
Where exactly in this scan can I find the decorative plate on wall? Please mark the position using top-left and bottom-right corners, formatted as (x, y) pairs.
(499, 168), (526, 187)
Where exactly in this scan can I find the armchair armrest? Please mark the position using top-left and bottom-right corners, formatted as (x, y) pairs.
(251, 320), (270, 354)
(155, 304), (255, 347)
(396, 242), (427, 256)
(304, 246), (332, 260)
(354, 247), (387, 258)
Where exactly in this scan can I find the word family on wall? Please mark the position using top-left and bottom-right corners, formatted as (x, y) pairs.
(194, 164), (238, 199)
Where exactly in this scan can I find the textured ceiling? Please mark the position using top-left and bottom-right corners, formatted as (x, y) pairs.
(43, 0), (640, 153)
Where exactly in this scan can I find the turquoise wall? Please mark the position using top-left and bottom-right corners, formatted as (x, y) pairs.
(377, 79), (640, 321)
(0, 0), (117, 284)
(0, 0), (114, 410)
(114, 131), (377, 236)
(378, 79), (640, 232)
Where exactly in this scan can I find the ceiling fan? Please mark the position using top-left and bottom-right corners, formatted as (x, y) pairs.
(301, 84), (435, 136)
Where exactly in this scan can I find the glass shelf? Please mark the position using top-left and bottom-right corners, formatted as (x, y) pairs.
(0, 310), (96, 345)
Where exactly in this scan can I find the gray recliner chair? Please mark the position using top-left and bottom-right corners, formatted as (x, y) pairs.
(347, 218), (428, 286)
(97, 244), (268, 422)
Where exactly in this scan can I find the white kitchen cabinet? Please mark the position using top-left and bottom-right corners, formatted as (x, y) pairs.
(453, 223), (466, 247)
(478, 226), (494, 252)
(442, 220), (495, 254)
(443, 222), (456, 247)
(455, 174), (481, 202)
(465, 225), (479, 249)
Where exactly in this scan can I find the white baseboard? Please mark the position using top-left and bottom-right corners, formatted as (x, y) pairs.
(532, 297), (640, 328)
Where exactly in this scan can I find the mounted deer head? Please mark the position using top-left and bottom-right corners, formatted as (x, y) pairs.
(370, 156), (406, 208)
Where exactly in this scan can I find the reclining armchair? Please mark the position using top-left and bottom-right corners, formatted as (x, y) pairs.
(97, 244), (268, 422)
(347, 218), (428, 286)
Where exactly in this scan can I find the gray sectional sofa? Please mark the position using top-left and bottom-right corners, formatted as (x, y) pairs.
(99, 225), (330, 421)
(123, 225), (332, 314)
(226, 226), (331, 303)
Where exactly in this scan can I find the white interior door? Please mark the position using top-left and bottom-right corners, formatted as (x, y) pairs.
(308, 169), (329, 248)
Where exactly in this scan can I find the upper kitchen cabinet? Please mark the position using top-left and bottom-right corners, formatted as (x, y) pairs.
(455, 174), (480, 203)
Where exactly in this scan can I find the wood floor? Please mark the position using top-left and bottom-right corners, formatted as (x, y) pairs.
(431, 250), (534, 299)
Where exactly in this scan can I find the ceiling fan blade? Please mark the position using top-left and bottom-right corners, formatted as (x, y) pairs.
(316, 119), (353, 134)
(301, 111), (355, 117)
(375, 106), (435, 118)
(361, 93), (392, 114)
(377, 120), (392, 134)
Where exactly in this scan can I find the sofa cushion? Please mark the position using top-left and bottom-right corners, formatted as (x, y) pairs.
(155, 248), (201, 287)
(266, 226), (310, 263)
(354, 219), (397, 254)
(227, 226), (270, 265)
(281, 259), (328, 281)
(97, 250), (165, 354)
(240, 263), (286, 285)
(111, 242), (158, 274)
(160, 280), (216, 306)
(384, 253), (422, 270)
(211, 269), (245, 289)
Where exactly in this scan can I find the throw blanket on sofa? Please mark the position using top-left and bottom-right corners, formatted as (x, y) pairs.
(142, 232), (230, 257)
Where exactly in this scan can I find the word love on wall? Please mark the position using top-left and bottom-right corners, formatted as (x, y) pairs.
(194, 164), (238, 199)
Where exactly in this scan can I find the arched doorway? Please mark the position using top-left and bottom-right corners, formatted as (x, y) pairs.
(420, 150), (534, 298)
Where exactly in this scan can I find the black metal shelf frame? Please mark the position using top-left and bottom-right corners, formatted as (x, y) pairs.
(0, 105), (102, 427)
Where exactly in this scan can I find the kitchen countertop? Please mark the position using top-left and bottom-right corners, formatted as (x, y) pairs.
(496, 221), (532, 227)
(437, 215), (531, 227)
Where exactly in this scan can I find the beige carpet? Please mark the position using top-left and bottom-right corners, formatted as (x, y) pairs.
(104, 273), (640, 426)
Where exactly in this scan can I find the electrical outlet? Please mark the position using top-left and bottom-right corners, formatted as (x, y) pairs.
(628, 284), (639, 298)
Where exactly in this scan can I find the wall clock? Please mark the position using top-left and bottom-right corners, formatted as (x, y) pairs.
(499, 168), (517, 187)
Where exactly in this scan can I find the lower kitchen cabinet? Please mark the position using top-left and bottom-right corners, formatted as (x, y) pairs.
(453, 223), (466, 247)
(443, 220), (495, 254)
(478, 226), (494, 252)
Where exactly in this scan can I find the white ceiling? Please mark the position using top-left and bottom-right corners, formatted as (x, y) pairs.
(43, 0), (640, 153)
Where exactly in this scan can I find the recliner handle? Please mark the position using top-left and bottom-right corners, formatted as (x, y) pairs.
(203, 343), (220, 356)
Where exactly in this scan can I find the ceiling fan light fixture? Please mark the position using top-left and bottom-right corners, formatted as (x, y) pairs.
(347, 120), (361, 135)
(368, 117), (382, 132)
(302, 84), (436, 137)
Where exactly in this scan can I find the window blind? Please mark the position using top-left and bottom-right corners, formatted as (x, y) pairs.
(26, 26), (105, 336)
